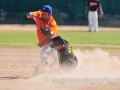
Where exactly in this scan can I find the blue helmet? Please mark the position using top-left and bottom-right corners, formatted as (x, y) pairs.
(41, 5), (52, 14)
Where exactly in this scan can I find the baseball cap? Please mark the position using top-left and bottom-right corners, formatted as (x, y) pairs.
(41, 5), (52, 14)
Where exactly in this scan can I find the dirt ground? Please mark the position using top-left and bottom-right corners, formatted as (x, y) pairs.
(0, 25), (120, 90)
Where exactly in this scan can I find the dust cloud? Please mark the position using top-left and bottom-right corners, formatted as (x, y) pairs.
(26, 48), (120, 83)
(15, 48), (120, 90)
(74, 48), (120, 77)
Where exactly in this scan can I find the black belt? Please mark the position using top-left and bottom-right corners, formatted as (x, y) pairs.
(89, 10), (97, 12)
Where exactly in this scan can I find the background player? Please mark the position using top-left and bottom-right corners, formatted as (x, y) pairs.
(85, 0), (104, 32)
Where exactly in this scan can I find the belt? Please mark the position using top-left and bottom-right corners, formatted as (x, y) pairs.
(89, 10), (97, 12)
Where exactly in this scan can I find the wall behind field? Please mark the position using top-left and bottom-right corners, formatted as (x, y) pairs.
(0, 0), (120, 27)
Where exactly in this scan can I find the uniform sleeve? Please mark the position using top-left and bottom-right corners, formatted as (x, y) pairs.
(49, 19), (58, 36)
(29, 11), (41, 21)
(30, 11), (41, 17)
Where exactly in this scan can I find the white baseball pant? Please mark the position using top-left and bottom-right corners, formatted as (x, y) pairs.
(88, 11), (98, 32)
(40, 42), (58, 64)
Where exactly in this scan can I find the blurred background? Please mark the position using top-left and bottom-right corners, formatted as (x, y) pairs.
(0, 0), (120, 27)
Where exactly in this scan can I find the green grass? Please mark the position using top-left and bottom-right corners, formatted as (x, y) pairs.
(58, 30), (120, 45)
(0, 30), (120, 49)
(0, 30), (37, 43)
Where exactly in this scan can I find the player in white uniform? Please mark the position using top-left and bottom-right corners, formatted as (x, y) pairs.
(85, 0), (103, 32)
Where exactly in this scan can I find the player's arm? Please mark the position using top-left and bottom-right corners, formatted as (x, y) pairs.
(27, 12), (35, 18)
(85, 6), (89, 14)
(38, 37), (52, 47)
(99, 4), (103, 15)
(98, 3), (104, 19)
(49, 21), (57, 36)
(27, 11), (40, 19)
(85, 1), (89, 14)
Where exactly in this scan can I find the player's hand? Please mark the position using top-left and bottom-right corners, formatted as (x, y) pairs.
(99, 10), (104, 19)
(27, 12), (36, 18)
(98, 13), (103, 19)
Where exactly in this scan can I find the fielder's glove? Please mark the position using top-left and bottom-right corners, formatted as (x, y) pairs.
(39, 24), (51, 36)
(38, 42), (44, 47)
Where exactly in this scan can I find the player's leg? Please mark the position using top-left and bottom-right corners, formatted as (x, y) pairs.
(39, 43), (58, 67)
(39, 43), (52, 64)
(93, 11), (98, 32)
(88, 11), (93, 32)
(76, 61), (80, 69)
(48, 48), (59, 68)
(35, 43), (52, 75)
(49, 48), (58, 61)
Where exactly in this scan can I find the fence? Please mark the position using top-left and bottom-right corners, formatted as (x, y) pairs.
(0, 0), (120, 25)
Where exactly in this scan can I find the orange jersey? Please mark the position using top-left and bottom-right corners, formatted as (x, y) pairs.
(30, 11), (58, 45)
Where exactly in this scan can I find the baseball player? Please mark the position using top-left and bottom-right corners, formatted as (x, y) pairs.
(27, 5), (58, 74)
(50, 36), (79, 72)
(85, 0), (103, 32)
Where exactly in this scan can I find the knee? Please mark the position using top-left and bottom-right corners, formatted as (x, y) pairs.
(40, 51), (46, 57)
(40, 51), (48, 63)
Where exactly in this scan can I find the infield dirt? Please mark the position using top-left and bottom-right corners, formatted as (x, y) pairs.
(0, 25), (120, 90)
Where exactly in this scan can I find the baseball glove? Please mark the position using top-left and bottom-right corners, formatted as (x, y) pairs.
(98, 13), (103, 19)
(39, 24), (51, 36)
(38, 42), (43, 47)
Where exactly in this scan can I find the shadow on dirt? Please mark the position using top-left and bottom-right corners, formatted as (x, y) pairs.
(0, 77), (28, 80)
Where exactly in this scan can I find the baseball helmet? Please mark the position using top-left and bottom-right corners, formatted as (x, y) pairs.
(41, 5), (52, 14)
(50, 36), (65, 48)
